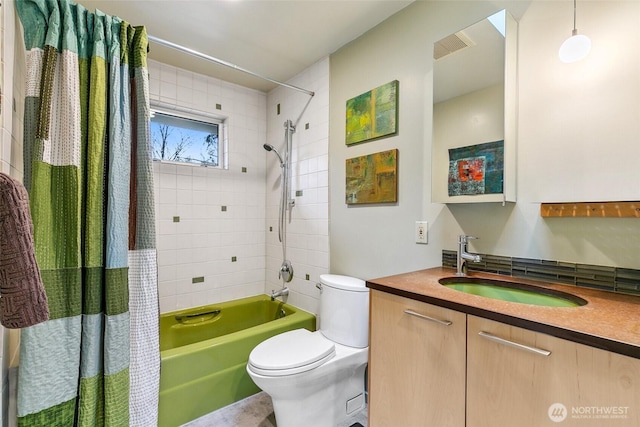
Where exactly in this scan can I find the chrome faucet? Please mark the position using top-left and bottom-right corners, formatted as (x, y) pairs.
(456, 235), (482, 276)
(270, 287), (289, 301)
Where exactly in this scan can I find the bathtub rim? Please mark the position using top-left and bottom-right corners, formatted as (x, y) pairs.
(160, 294), (315, 359)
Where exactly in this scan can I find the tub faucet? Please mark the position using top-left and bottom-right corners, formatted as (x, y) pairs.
(271, 287), (289, 301)
(456, 235), (482, 276)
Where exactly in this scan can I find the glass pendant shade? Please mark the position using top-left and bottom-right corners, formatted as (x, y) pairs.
(559, 30), (591, 63)
(559, 0), (591, 63)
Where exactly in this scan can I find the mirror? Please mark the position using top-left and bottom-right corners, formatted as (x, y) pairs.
(432, 10), (517, 203)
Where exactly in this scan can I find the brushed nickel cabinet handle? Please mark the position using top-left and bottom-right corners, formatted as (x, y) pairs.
(478, 331), (551, 356)
(404, 309), (452, 326)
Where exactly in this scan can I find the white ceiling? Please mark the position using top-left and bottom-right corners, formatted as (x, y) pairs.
(79, 0), (414, 93)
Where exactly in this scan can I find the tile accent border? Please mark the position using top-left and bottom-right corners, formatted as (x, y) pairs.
(442, 250), (640, 295)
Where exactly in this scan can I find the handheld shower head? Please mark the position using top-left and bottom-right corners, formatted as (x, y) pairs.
(263, 144), (285, 166)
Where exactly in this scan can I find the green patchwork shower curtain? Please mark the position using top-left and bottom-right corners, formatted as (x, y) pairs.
(16, 1), (159, 425)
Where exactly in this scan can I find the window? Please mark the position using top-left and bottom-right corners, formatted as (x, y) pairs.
(150, 108), (224, 168)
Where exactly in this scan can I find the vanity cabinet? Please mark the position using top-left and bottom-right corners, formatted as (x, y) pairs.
(368, 290), (466, 427)
(369, 291), (640, 426)
(467, 315), (640, 427)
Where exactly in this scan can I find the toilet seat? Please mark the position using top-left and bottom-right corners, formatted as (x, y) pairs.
(248, 329), (336, 377)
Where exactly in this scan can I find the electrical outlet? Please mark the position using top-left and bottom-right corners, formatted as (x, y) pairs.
(415, 221), (428, 244)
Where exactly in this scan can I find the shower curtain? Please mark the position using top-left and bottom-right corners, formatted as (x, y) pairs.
(16, 1), (159, 425)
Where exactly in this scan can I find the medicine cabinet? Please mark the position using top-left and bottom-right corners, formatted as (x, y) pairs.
(432, 10), (517, 203)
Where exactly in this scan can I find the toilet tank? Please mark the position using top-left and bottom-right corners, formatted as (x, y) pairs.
(319, 274), (369, 348)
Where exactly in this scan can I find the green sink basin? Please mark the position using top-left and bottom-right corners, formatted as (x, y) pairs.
(439, 277), (587, 307)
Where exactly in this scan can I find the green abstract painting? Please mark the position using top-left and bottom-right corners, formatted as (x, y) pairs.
(345, 80), (398, 145)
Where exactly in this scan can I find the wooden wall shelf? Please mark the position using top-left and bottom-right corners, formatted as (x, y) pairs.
(540, 201), (640, 218)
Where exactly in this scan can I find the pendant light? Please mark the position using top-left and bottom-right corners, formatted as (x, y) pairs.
(559, 0), (591, 63)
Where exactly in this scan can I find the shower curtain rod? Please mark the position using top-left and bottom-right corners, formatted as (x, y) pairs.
(147, 35), (315, 97)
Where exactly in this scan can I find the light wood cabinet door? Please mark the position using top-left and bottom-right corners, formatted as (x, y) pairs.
(467, 315), (640, 427)
(368, 290), (466, 427)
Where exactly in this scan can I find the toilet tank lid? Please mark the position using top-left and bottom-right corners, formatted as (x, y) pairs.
(320, 274), (368, 292)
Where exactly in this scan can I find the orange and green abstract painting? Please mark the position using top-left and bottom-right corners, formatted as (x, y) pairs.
(345, 80), (398, 145)
(346, 149), (398, 204)
(448, 140), (504, 196)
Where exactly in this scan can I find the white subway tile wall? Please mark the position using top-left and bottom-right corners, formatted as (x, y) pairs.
(149, 59), (269, 313)
(152, 57), (329, 316)
(265, 57), (330, 315)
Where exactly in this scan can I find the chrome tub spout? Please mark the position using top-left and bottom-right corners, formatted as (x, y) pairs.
(270, 287), (289, 301)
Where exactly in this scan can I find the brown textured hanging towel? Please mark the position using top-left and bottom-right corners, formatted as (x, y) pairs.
(0, 173), (49, 328)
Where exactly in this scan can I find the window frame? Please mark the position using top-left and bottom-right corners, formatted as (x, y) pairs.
(149, 102), (228, 170)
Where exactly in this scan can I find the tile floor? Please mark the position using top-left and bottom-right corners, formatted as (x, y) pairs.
(182, 392), (368, 427)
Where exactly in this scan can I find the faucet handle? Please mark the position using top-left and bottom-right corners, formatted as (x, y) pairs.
(458, 235), (478, 243)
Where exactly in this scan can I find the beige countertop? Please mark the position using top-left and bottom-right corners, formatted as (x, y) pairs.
(366, 267), (640, 359)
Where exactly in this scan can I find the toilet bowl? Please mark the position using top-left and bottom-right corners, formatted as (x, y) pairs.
(246, 274), (369, 427)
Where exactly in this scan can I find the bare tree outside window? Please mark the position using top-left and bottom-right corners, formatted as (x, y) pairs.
(153, 124), (192, 162)
(203, 134), (219, 166)
(150, 111), (221, 167)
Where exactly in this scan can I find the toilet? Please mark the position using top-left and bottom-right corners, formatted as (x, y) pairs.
(247, 274), (369, 427)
